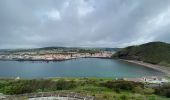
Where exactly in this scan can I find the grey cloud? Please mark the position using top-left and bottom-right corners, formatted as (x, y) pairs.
(0, 0), (170, 49)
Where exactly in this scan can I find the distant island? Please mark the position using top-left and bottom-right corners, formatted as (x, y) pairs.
(112, 41), (170, 75)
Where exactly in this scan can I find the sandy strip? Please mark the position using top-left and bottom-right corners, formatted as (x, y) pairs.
(120, 59), (170, 76)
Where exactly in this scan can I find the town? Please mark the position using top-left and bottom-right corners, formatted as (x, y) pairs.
(0, 48), (114, 61)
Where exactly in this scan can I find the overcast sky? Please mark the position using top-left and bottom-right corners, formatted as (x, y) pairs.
(0, 0), (170, 49)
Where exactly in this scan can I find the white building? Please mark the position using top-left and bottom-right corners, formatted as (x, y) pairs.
(142, 76), (169, 84)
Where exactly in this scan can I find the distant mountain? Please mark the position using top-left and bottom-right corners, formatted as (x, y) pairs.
(112, 42), (170, 67)
(100, 48), (121, 52)
(0, 46), (120, 53)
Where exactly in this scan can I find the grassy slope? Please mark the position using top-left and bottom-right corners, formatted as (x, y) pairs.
(0, 78), (169, 100)
(112, 42), (170, 67)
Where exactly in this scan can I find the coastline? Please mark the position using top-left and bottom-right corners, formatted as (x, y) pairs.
(120, 59), (170, 76)
(0, 57), (111, 62)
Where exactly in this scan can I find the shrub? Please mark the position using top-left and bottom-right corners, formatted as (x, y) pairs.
(133, 86), (143, 93)
(154, 84), (170, 98)
(120, 95), (128, 100)
(3, 81), (33, 94)
(102, 80), (144, 92)
(143, 88), (154, 95)
(1, 79), (77, 94)
(56, 79), (76, 90)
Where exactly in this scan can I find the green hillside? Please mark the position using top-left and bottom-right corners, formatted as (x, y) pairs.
(112, 42), (170, 67)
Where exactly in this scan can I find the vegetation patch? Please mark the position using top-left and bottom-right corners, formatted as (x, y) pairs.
(0, 78), (170, 99)
(112, 42), (170, 67)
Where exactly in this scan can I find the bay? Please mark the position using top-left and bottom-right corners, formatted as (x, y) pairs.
(0, 58), (164, 78)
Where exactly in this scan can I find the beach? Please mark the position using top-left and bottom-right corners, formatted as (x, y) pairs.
(121, 59), (170, 76)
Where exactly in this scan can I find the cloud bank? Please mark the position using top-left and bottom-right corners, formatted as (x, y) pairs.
(0, 0), (170, 49)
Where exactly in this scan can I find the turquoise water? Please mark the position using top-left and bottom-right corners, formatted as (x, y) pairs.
(0, 58), (164, 78)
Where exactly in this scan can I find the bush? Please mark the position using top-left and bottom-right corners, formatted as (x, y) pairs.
(133, 86), (144, 94)
(143, 88), (155, 95)
(102, 81), (144, 92)
(154, 84), (170, 98)
(120, 95), (128, 100)
(3, 81), (34, 94)
(165, 89), (170, 98)
(147, 95), (156, 100)
(56, 79), (76, 90)
(1, 79), (77, 95)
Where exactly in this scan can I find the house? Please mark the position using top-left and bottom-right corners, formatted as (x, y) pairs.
(125, 76), (169, 84)
(141, 76), (169, 84)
